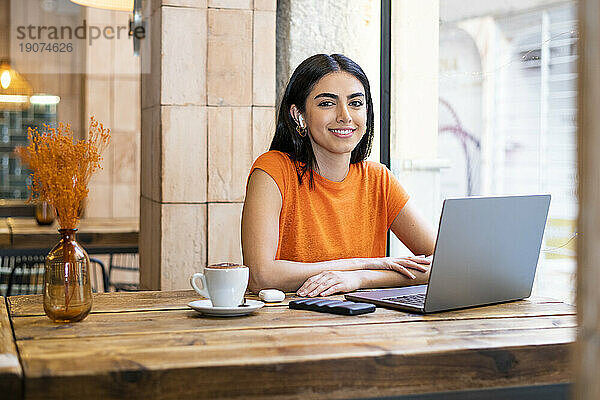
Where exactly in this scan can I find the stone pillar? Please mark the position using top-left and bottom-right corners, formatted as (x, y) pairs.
(140, 0), (276, 290)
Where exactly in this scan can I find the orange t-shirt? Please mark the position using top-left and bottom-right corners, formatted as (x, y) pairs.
(248, 151), (410, 263)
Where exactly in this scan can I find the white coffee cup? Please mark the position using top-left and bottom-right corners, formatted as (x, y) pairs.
(190, 263), (249, 307)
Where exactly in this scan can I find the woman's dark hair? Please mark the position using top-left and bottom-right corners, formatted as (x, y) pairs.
(270, 53), (374, 187)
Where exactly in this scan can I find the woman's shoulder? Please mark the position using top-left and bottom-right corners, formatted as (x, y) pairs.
(253, 150), (292, 166)
(352, 160), (397, 187)
(355, 160), (408, 206)
(357, 160), (392, 176)
(250, 150), (296, 187)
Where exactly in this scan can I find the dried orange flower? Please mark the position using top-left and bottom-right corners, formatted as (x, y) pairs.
(16, 116), (111, 229)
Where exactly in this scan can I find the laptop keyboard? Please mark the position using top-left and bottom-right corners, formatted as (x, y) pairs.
(382, 293), (426, 307)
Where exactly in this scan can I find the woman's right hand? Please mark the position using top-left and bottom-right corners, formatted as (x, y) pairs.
(362, 256), (431, 279)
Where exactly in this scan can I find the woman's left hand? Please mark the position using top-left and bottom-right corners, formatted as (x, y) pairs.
(296, 270), (362, 297)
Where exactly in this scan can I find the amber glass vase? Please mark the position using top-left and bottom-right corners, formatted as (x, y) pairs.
(35, 201), (56, 225)
(43, 229), (93, 322)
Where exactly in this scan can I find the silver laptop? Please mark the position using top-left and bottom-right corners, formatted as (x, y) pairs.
(345, 194), (551, 313)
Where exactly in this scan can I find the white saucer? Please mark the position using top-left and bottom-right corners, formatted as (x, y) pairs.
(188, 299), (265, 317)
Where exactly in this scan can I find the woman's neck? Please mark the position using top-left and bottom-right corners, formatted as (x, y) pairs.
(312, 147), (351, 182)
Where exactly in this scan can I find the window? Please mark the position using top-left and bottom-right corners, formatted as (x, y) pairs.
(438, 2), (577, 303)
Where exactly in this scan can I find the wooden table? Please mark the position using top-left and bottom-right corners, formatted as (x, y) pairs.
(0, 200), (34, 218)
(0, 217), (138, 249)
(1, 290), (575, 400)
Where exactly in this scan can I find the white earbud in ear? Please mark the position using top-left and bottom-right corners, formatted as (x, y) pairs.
(298, 115), (304, 126)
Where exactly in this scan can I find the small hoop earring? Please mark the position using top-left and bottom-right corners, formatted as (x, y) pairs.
(296, 125), (307, 137)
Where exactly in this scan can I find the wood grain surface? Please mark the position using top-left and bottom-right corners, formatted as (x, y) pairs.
(577, 0), (600, 398)
(0, 299), (22, 399)
(9, 299), (575, 341)
(6, 289), (566, 316)
(4, 290), (576, 400)
(8, 290), (200, 317)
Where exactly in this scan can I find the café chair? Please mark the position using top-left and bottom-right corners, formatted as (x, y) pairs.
(1, 248), (109, 296)
(86, 246), (140, 292)
(1, 250), (45, 296)
(109, 250), (140, 291)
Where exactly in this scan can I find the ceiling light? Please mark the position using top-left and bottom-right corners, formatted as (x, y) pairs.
(70, 0), (143, 56)
(70, 0), (133, 12)
(0, 60), (33, 111)
(0, 95), (29, 103)
(30, 95), (61, 105)
(1, 70), (11, 89)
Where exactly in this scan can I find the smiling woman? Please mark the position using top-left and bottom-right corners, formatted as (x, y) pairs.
(242, 54), (436, 297)
(270, 54), (374, 188)
(292, 72), (367, 177)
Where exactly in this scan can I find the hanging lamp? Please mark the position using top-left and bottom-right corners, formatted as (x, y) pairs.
(70, 0), (133, 12)
(0, 60), (33, 111)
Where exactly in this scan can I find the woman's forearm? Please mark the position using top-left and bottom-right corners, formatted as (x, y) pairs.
(247, 257), (429, 293)
(356, 269), (429, 289)
(248, 258), (371, 293)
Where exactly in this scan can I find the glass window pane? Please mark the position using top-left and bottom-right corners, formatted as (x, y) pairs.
(436, 2), (577, 304)
(2, 0), (141, 218)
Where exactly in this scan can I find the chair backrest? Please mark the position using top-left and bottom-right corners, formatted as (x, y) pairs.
(87, 246), (139, 291)
(109, 249), (139, 291)
(3, 253), (45, 296)
(1, 248), (108, 296)
(89, 257), (109, 294)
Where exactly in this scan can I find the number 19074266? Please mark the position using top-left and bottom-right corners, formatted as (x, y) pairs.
(19, 42), (73, 52)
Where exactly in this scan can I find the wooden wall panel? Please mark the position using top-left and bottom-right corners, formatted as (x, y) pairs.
(576, 0), (600, 399)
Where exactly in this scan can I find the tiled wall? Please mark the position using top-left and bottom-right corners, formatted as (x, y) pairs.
(85, 8), (141, 219)
(140, 0), (276, 289)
